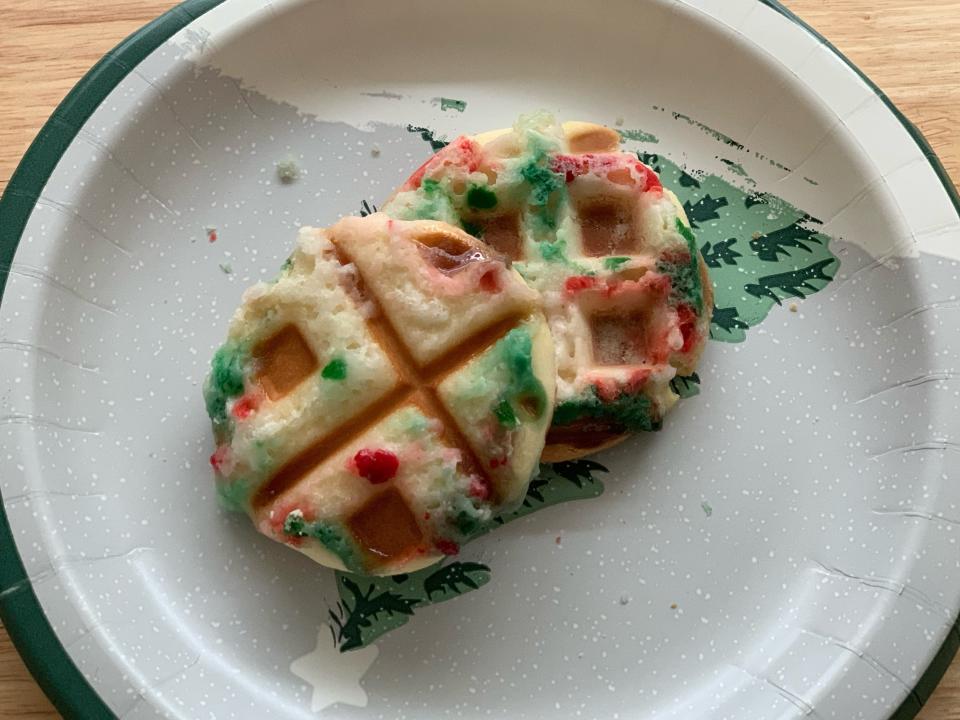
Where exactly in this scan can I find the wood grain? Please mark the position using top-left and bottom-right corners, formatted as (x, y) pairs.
(0, 0), (957, 717)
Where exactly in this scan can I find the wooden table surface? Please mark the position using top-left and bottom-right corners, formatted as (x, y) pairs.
(0, 0), (958, 717)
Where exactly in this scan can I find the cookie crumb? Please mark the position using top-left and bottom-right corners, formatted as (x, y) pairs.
(789, 303), (799, 313)
(670, 603), (678, 610)
(555, 535), (562, 545)
(615, 116), (625, 127)
(619, 594), (630, 605)
(371, 145), (381, 158)
(276, 159), (300, 184)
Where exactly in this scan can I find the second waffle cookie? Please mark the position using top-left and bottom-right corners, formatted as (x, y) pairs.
(383, 113), (713, 461)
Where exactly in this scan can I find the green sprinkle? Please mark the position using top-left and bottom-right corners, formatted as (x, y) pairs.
(466, 185), (498, 210)
(520, 162), (562, 206)
(450, 493), (492, 540)
(494, 399), (519, 428)
(530, 207), (558, 234)
(675, 216), (697, 245)
(539, 239), (568, 263)
(321, 357), (348, 380)
(453, 509), (485, 538)
(271, 255), (295, 283)
(282, 513), (364, 573)
(701, 501), (713, 517)
(203, 341), (247, 430)
(408, 178), (455, 222)
(439, 97), (467, 112)
(491, 327), (548, 430)
(216, 478), (254, 513)
(461, 219), (484, 238)
(314, 523), (364, 572)
(218, 262), (233, 275)
(660, 218), (705, 312)
(283, 511), (307, 536)
(553, 386), (661, 433)
(603, 257), (631, 271)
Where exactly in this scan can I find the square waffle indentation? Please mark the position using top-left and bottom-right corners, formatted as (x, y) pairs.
(590, 310), (651, 366)
(576, 197), (642, 257)
(253, 323), (319, 400)
(467, 212), (524, 260)
(566, 126), (620, 154)
(347, 487), (423, 560)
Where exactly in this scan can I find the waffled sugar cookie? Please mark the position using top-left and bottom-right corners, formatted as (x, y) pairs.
(383, 114), (712, 461)
(204, 214), (555, 575)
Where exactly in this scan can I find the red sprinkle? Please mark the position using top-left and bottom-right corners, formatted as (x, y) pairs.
(626, 368), (652, 393)
(207, 228), (218, 243)
(231, 393), (260, 420)
(550, 153), (662, 195)
(550, 154), (590, 182)
(564, 275), (598, 294)
(446, 136), (482, 173)
(592, 377), (621, 403)
(676, 304), (698, 354)
(636, 162), (663, 194)
(402, 136), (483, 191)
(468, 476), (492, 501)
(435, 539), (460, 556)
(209, 445), (230, 475)
(353, 448), (400, 484)
(404, 157), (433, 191)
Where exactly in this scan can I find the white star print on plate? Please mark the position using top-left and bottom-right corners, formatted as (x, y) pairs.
(290, 625), (379, 712)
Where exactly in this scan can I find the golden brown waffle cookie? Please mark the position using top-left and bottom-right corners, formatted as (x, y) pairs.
(204, 214), (555, 575)
(383, 114), (712, 460)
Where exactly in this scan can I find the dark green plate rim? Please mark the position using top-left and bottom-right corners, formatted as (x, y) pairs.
(0, 1), (956, 718)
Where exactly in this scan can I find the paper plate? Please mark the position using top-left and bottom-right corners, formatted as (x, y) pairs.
(2, 1), (959, 718)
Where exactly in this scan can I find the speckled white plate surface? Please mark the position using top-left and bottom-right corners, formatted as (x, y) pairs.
(2, 1), (959, 719)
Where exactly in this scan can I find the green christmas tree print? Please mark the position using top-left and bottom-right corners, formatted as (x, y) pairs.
(331, 460), (607, 651)
(401, 125), (840, 345)
(620, 149), (839, 342)
(700, 238), (742, 269)
(670, 373), (702, 399)
(330, 575), (420, 651)
(745, 258), (838, 304)
(423, 562), (491, 601)
(749, 218), (822, 262)
(330, 121), (845, 652)
(710, 306), (751, 342)
(683, 194), (729, 228)
(406, 124), (449, 152)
